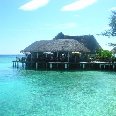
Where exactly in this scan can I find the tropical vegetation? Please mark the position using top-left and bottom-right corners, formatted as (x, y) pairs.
(96, 49), (114, 62)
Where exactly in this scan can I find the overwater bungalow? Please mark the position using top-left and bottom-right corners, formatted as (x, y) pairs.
(13, 33), (116, 70)
(20, 39), (90, 70)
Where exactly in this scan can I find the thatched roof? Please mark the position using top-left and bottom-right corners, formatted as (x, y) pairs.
(22, 39), (90, 53)
(54, 32), (101, 53)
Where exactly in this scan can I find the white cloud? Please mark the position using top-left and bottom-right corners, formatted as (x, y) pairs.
(61, 0), (97, 11)
(110, 7), (116, 11)
(19, 0), (49, 11)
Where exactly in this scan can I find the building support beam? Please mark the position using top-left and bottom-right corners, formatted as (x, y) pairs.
(36, 62), (38, 70)
(65, 63), (68, 69)
(50, 63), (52, 69)
(68, 52), (70, 62)
(56, 52), (58, 61)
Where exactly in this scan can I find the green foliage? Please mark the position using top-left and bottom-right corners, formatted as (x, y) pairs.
(102, 11), (116, 37)
(100, 11), (116, 47)
(96, 49), (113, 61)
(101, 11), (116, 47)
(109, 11), (116, 36)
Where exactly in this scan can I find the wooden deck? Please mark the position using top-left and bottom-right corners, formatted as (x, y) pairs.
(12, 61), (116, 71)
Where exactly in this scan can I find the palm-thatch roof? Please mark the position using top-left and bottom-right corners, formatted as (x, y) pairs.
(54, 32), (101, 53)
(22, 39), (90, 53)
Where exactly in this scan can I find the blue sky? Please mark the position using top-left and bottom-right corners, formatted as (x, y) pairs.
(0, 0), (116, 54)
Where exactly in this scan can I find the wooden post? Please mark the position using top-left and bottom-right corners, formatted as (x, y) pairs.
(68, 52), (70, 62)
(17, 61), (19, 68)
(82, 63), (85, 69)
(113, 65), (115, 70)
(57, 52), (58, 61)
(65, 63), (67, 69)
(22, 62), (25, 69)
(79, 63), (81, 69)
(36, 62), (38, 70)
(15, 62), (16, 67)
(13, 61), (14, 67)
(104, 65), (105, 69)
(50, 63), (52, 69)
(99, 64), (101, 69)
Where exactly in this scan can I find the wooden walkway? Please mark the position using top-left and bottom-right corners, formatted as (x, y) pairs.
(12, 61), (26, 68)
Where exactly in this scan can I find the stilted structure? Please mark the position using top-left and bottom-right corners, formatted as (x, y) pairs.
(13, 33), (116, 71)
(19, 39), (91, 70)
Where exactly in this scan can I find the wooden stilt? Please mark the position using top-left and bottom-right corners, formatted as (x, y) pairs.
(82, 64), (85, 69)
(17, 61), (19, 68)
(13, 61), (14, 67)
(36, 62), (38, 70)
(103, 65), (105, 69)
(15, 62), (16, 67)
(112, 65), (115, 70)
(56, 52), (58, 61)
(68, 52), (70, 62)
(65, 63), (67, 69)
(50, 63), (52, 69)
(99, 64), (101, 69)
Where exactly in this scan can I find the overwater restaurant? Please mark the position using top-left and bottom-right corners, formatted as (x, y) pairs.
(21, 39), (90, 70)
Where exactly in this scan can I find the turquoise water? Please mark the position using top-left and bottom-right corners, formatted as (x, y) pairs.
(0, 55), (116, 116)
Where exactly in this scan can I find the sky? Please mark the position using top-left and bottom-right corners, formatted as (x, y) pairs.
(0, 0), (116, 54)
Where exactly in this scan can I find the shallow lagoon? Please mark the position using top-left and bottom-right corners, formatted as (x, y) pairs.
(0, 55), (116, 116)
